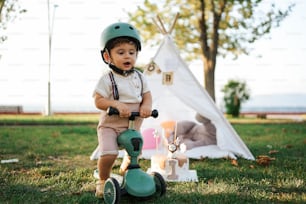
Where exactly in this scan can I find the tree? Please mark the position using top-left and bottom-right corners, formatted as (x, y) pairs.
(221, 79), (250, 117)
(129, 0), (294, 101)
(0, 0), (25, 44)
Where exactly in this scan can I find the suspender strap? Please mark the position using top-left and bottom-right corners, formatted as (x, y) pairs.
(135, 70), (143, 97)
(108, 70), (144, 100)
(108, 72), (119, 100)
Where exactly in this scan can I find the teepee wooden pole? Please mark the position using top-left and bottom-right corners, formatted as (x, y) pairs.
(152, 17), (166, 35)
(169, 13), (179, 34)
(157, 15), (168, 34)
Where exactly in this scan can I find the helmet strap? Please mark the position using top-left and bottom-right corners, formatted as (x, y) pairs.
(102, 48), (135, 76)
(109, 64), (134, 76)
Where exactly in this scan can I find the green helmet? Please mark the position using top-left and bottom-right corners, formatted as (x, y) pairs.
(100, 22), (141, 52)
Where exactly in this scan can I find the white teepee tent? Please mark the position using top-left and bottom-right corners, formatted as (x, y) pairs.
(140, 33), (254, 160)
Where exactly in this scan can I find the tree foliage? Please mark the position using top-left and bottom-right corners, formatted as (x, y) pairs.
(0, 0), (25, 44)
(128, 0), (294, 101)
(221, 79), (250, 117)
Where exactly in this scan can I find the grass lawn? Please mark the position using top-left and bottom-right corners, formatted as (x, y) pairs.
(0, 114), (305, 203)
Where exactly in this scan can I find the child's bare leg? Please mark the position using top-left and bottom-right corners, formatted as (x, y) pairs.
(95, 154), (117, 198)
(98, 154), (117, 180)
(119, 151), (141, 176)
(119, 154), (130, 175)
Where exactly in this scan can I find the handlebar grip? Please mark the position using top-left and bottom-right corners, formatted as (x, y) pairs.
(107, 106), (119, 116)
(151, 109), (158, 118)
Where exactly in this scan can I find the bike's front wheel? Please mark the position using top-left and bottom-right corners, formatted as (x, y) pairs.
(104, 177), (121, 204)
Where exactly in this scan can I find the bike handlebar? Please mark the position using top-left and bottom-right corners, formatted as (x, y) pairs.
(107, 107), (158, 120)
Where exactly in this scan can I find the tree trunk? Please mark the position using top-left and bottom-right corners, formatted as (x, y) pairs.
(0, 0), (5, 16)
(203, 57), (216, 101)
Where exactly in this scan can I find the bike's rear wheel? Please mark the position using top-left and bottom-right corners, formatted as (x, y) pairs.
(151, 172), (166, 196)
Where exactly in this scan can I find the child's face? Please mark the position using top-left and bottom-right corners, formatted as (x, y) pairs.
(108, 43), (137, 71)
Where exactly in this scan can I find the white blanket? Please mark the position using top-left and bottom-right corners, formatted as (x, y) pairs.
(90, 144), (236, 160)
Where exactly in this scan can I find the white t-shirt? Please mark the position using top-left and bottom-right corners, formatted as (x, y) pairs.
(94, 70), (150, 103)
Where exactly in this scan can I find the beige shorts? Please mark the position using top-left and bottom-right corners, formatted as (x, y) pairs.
(97, 104), (143, 156)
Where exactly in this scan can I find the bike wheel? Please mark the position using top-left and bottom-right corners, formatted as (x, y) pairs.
(104, 177), (121, 204)
(151, 172), (166, 196)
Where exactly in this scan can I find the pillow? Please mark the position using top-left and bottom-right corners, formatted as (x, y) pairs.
(142, 128), (160, 150)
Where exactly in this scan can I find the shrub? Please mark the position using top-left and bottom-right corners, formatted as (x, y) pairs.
(222, 79), (250, 117)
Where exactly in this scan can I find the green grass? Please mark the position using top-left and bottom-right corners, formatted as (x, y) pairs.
(0, 115), (305, 203)
(0, 114), (99, 125)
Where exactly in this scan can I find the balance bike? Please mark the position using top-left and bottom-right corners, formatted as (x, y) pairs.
(103, 107), (166, 204)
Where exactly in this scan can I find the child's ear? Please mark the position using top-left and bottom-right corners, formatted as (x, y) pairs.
(101, 51), (111, 64)
(102, 51), (110, 63)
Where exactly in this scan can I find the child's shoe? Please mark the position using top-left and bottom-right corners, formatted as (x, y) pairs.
(95, 180), (105, 198)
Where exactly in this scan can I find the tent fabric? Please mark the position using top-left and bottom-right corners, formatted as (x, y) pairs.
(90, 35), (255, 161)
(141, 35), (254, 160)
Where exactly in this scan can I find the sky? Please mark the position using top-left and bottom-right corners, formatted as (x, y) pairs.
(0, 0), (305, 113)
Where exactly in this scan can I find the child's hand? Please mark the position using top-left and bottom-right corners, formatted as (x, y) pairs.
(140, 105), (152, 118)
(114, 102), (131, 118)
